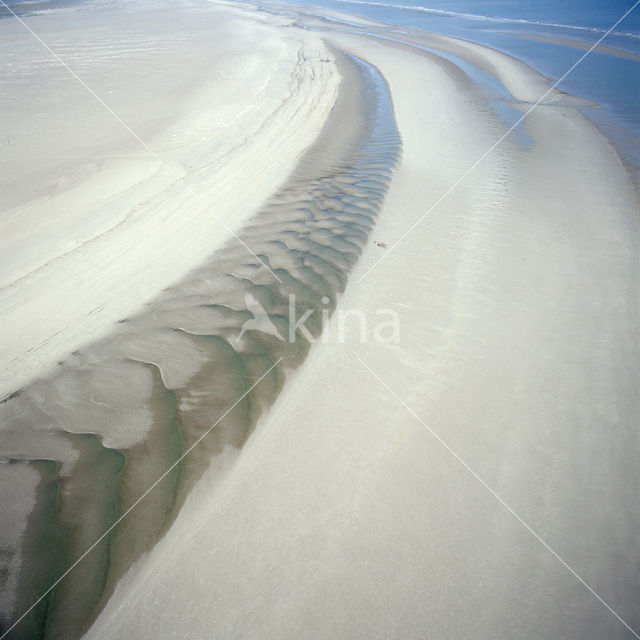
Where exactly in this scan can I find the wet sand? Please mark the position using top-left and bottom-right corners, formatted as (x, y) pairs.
(86, 4), (639, 640)
(0, 41), (400, 638)
(1, 1), (639, 639)
(510, 32), (640, 61)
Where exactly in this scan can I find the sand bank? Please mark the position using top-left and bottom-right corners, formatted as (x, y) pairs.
(84, 3), (640, 640)
(0, 0), (340, 399)
(1, 2), (404, 634)
(1, 0), (638, 638)
(1, 0), (342, 635)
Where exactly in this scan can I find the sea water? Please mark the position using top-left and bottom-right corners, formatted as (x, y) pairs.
(287, 0), (640, 171)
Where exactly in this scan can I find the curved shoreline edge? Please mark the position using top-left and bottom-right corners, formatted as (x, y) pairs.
(0, 0), (638, 638)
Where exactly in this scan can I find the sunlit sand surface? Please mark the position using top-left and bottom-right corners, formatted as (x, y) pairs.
(1, 0), (639, 638)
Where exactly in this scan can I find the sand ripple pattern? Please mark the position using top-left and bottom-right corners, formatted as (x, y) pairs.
(0, 54), (400, 639)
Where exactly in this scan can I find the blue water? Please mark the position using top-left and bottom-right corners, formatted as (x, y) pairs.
(288, 0), (640, 168)
(308, 0), (640, 44)
(4, 0), (639, 35)
(0, 0), (83, 18)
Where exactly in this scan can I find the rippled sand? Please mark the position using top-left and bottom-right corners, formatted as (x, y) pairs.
(2, 1), (639, 639)
(0, 47), (400, 638)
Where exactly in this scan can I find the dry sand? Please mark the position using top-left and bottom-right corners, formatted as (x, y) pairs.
(0, 0), (340, 398)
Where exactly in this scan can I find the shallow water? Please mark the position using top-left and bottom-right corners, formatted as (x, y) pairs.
(0, 52), (401, 639)
(287, 0), (640, 172)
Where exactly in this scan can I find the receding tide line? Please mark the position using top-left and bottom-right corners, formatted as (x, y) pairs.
(358, 356), (640, 639)
(357, 0), (640, 283)
(0, 0), (283, 284)
(0, 358), (282, 640)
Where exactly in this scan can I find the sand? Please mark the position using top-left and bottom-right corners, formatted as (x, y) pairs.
(1, 0), (639, 638)
(83, 3), (640, 640)
(0, 0), (340, 399)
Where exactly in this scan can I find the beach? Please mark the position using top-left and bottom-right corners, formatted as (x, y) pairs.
(1, 0), (639, 638)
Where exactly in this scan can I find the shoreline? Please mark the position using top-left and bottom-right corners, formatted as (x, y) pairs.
(1, 0), (639, 638)
(86, 3), (639, 639)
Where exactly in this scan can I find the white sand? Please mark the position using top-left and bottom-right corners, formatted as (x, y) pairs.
(84, 5), (640, 640)
(2, 0), (638, 637)
(0, 0), (340, 398)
